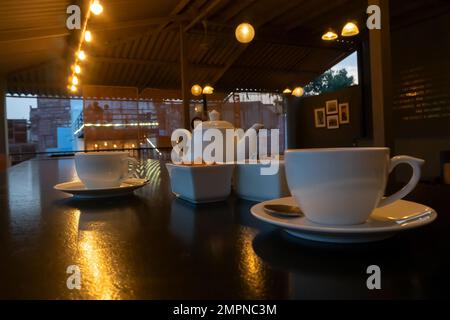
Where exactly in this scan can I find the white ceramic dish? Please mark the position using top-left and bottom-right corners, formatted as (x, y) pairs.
(165, 163), (234, 204)
(234, 160), (290, 201)
(250, 196), (437, 243)
(54, 178), (148, 199)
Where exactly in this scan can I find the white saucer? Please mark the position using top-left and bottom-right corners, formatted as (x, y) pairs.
(54, 178), (148, 199)
(250, 197), (437, 243)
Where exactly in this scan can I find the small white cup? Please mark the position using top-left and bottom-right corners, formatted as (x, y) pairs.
(285, 148), (424, 225)
(75, 151), (138, 189)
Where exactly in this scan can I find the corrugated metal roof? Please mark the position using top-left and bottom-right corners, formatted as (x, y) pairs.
(2, 0), (365, 96)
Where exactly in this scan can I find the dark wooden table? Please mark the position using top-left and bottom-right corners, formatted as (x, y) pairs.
(1, 157), (449, 299)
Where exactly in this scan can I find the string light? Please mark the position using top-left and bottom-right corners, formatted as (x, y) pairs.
(77, 50), (86, 60)
(73, 64), (81, 74)
(90, 0), (103, 15)
(283, 88), (292, 94)
(68, 1), (105, 93)
(71, 75), (79, 85)
(84, 30), (92, 42)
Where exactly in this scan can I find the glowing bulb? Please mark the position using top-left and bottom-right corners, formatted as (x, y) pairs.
(235, 23), (255, 43)
(191, 84), (203, 96)
(292, 87), (304, 97)
(283, 88), (292, 94)
(90, 0), (103, 15)
(84, 30), (92, 42)
(202, 85), (214, 95)
(341, 22), (359, 37)
(321, 31), (338, 41)
(71, 75), (79, 85)
(113, 144), (117, 149)
(104, 142), (108, 147)
(77, 50), (86, 60)
(70, 85), (77, 92)
(74, 64), (81, 74)
(94, 144), (98, 148)
(131, 144), (135, 148)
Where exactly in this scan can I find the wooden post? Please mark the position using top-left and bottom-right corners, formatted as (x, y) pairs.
(0, 75), (8, 171)
(368, 0), (393, 149)
(179, 24), (190, 129)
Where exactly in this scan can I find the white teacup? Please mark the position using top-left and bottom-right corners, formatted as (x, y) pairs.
(75, 151), (138, 189)
(285, 148), (424, 225)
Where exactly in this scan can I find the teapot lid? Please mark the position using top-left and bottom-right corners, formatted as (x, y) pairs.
(202, 109), (234, 129)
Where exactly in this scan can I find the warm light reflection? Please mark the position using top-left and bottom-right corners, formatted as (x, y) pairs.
(283, 88), (292, 94)
(238, 228), (265, 298)
(73, 121), (160, 135)
(78, 232), (116, 299)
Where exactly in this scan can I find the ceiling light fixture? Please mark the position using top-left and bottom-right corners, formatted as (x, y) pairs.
(191, 84), (203, 96)
(321, 30), (338, 41)
(292, 87), (304, 97)
(341, 22), (359, 37)
(235, 22), (255, 44)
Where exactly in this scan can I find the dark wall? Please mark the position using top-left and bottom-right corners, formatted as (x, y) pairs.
(286, 85), (364, 148)
(390, 9), (450, 181)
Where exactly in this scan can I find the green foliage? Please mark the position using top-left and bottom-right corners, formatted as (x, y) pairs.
(304, 69), (355, 96)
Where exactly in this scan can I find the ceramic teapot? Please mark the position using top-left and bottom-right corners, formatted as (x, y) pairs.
(173, 110), (263, 163)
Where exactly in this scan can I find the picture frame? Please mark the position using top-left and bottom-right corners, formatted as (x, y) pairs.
(314, 108), (326, 128)
(326, 99), (338, 114)
(339, 103), (350, 124)
(327, 115), (339, 129)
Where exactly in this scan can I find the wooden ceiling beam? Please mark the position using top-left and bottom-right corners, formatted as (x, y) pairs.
(0, 27), (69, 43)
(184, 0), (225, 32)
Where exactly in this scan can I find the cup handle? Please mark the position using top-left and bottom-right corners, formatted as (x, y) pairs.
(377, 155), (425, 208)
(122, 157), (139, 179)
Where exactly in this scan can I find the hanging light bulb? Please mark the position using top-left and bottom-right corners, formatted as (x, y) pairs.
(71, 75), (79, 85)
(73, 64), (81, 74)
(283, 88), (292, 94)
(341, 22), (359, 37)
(321, 30), (338, 41)
(191, 84), (203, 96)
(202, 85), (214, 94)
(292, 87), (304, 97)
(77, 50), (86, 60)
(70, 85), (78, 92)
(84, 30), (92, 42)
(235, 22), (255, 43)
(90, 0), (103, 15)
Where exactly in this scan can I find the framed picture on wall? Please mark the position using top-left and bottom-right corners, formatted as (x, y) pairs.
(314, 108), (326, 128)
(339, 103), (350, 124)
(326, 100), (338, 114)
(327, 115), (339, 129)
